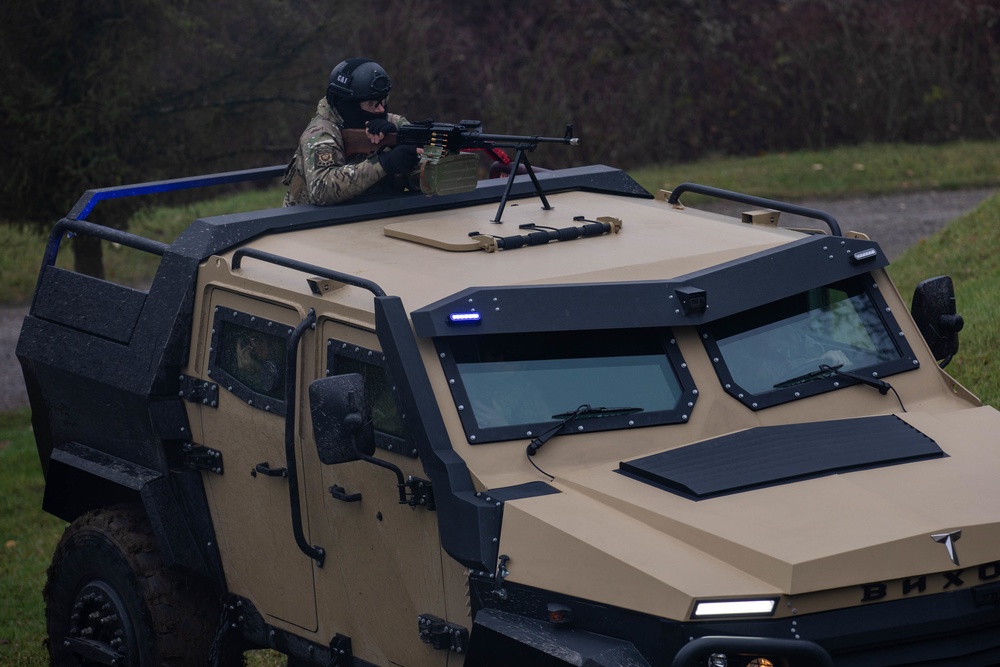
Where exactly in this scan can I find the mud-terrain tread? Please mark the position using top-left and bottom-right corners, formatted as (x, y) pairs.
(44, 503), (242, 666)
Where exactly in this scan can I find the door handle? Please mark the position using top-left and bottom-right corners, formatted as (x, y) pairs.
(252, 462), (287, 478)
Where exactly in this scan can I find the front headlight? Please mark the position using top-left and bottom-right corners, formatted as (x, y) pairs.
(691, 598), (778, 619)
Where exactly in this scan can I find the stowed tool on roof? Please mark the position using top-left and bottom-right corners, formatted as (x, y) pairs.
(385, 215), (622, 253)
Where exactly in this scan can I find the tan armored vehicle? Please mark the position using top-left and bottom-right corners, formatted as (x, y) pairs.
(18, 145), (999, 666)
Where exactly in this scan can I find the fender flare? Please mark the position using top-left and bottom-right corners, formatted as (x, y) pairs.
(43, 442), (223, 582)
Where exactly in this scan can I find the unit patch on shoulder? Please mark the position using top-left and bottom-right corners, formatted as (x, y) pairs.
(316, 146), (335, 168)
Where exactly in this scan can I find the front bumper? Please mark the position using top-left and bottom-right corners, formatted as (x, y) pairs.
(469, 579), (1000, 666)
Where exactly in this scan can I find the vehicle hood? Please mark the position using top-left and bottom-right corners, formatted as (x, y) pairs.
(496, 406), (1000, 619)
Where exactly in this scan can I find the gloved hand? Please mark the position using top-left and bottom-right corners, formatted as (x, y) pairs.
(378, 144), (420, 176)
(366, 118), (397, 137)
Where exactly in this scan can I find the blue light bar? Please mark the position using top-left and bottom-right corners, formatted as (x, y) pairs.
(448, 311), (482, 325)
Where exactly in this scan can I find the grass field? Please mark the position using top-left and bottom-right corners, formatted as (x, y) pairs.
(1, 140), (997, 664)
(627, 139), (1000, 201)
(887, 191), (1000, 409)
(0, 409), (63, 665)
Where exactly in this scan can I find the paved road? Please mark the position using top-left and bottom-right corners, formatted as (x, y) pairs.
(1, 188), (995, 413)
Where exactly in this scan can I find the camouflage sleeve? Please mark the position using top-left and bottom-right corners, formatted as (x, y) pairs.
(302, 128), (386, 205)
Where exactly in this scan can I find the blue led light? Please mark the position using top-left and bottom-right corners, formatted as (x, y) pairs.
(448, 311), (482, 325)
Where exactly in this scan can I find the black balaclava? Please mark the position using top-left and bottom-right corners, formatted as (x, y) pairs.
(334, 99), (388, 130)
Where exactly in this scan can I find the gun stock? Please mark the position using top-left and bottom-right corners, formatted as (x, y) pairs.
(342, 128), (397, 159)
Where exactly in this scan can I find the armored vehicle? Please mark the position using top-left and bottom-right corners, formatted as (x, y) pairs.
(17, 156), (1000, 667)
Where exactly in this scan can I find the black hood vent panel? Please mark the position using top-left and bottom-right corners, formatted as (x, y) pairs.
(619, 416), (944, 500)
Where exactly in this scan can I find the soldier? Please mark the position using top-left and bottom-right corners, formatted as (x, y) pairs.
(282, 58), (421, 206)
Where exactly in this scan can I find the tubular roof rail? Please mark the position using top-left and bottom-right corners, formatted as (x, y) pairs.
(666, 182), (843, 237)
(67, 166), (286, 221)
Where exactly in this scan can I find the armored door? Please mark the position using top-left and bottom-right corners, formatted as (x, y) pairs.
(191, 289), (319, 632)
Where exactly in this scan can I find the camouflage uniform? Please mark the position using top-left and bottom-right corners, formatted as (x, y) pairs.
(282, 98), (409, 206)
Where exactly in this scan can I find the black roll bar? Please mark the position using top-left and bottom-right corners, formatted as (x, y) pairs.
(232, 248), (386, 297)
(666, 182), (843, 237)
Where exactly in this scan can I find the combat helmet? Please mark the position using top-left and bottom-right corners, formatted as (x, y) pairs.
(326, 58), (392, 108)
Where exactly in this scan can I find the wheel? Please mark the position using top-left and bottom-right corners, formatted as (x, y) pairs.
(44, 504), (243, 666)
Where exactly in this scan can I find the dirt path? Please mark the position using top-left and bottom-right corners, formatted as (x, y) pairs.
(697, 187), (996, 261)
(2, 187), (995, 412)
(1, 305), (30, 412)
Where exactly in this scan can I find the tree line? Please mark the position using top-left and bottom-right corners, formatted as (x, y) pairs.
(2, 0), (997, 239)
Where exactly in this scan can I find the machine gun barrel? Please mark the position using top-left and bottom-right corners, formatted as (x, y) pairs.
(342, 120), (578, 159)
(460, 129), (579, 148)
(466, 134), (578, 150)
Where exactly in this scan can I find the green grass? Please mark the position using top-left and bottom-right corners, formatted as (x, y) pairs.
(886, 191), (1000, 408)
(1, 140), (997, 662)
(0, 410), (65, 665)
(629, 140), (1000, 202)
(0, 225), (55, 308)
(0, 412), (288, 665)
(2, 187), (286, 305)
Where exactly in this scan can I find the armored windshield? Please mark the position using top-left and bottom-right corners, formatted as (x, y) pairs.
(703, 275), (917, 409)
(438, 328), (697, 443)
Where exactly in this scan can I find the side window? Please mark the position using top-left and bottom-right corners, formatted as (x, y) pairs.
(209, 308), (292, 415)
(327, 339), (412, 457)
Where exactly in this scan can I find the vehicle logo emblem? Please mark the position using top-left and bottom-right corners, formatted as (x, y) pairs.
(931, 530), (962, 566)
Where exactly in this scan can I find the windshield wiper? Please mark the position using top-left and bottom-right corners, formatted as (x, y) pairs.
(525, 405), (643, 478)
(773, 364), (844, 389)
(773, 363), (903, 409)
(529, 405), (641, 456)
(816, 364), (891, 395)
(550, 405), (644, 419)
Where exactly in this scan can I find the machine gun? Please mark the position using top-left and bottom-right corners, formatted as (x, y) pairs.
(343, 120), (579, 222)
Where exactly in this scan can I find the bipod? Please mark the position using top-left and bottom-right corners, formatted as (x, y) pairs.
(492, 146), (550, 224)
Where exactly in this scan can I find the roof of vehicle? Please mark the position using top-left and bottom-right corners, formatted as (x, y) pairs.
(196, 166), (824, 316)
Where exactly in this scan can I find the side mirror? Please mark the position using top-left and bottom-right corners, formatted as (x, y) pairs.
(911, 275), (964, 368)
(309, 374), (375, 464)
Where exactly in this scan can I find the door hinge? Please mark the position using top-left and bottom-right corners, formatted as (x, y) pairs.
(401, 476), (435, 510)
(181, 442), (224, 474)
(417, 614), (468, 654)
(179, 374), (219, 407)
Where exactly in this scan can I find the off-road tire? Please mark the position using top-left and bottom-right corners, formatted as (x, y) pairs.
(44, 503), (243, 666)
